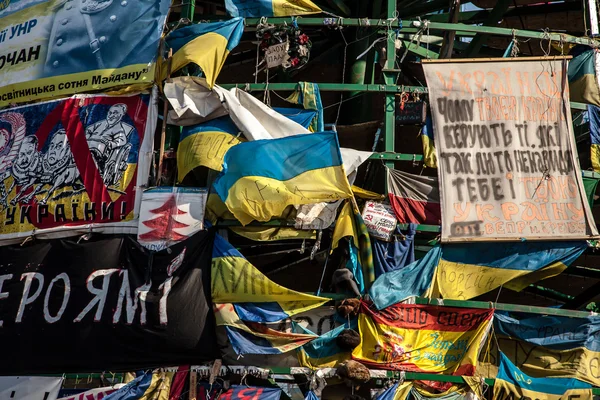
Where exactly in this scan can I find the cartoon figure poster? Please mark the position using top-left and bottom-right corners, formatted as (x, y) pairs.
(0, 91), (156, 243)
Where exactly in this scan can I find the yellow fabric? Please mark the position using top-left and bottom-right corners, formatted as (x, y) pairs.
(493, 379), (592, 400)
(206, 193), (316, 241)
(592, 144), (600, 173)
(163, 33), (229, 88)
(352, 185), (385, 200)
(570, 75), (600, 108)
(223, 167), (353, 225)
(352, 310), (492, 374)
(211, 255), (328, 312)
(272, 0), (321, 17)
(422, 133), (438, 168)
(462, 376), (484, 399)
(177, 130), (242, 179)
(142, 372), (175, 400)
(297, 349), (351, 369)
(331, 201), (357, 252)
(435, 259), (567, 300)
(394, 382), (414, 400)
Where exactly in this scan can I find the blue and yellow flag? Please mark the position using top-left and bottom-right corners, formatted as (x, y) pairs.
(284, 82), (324, 132)
(225, 0), (321, 17)
(421, 116), (436, 168)
(493, 352), (592, 400)
(588, 104), (600, 172)
(213, 132), (353, 225)
(369, 241), (586, 309)
(212, 234), (328, 354)
(104, 372), (173, 400)
(274, 107), (318, 130)
(165, 18), (244, 88)
(568, 46), (600, 107)
(296, 322), (355, 369)
(332, 201), (376, 292)
(494, 312), (600, 386)
(177, 116), (242, 180)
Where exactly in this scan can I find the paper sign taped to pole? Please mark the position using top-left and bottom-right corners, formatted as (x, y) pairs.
(422, 57), (598, 242)
(265, 41), (289, 68)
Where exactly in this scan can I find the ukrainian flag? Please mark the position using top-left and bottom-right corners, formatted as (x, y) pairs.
(284, 82), (324, 132)
(588, 105), (600, 172)
(433, 241), (587, 300)
(493, 352), (592, 400)
(274, 107), (317, 130)
(213, 131), (353, 225)
(212, 234), (328, 354)
(177, 116), (242, 180)
(165, 18), (244, 88)
(421, 116), (437, 168)
(568, 46), (600, 107)
(296, 323), (354, 369)
(104, 372), (173, 400)
(225, 0), (321, 18)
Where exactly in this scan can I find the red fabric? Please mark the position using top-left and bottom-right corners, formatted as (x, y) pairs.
(169, 365), (189, 400)
(388, 193), (441, 225)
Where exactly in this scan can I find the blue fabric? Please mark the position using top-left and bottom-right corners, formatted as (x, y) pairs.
(180, 116), (239, 141)
(234, 302), (290, 323)
(224, 0), (273, 17)
(225, 326), (283, 355)
(376, 382), (399, 400)
(373, 224), (416, 278)
(104, 373), (152, 400)
(497, 352), (591, 394)
(589, 105), (600, 145)
(305, 391), (320, 400)
(213, 233), (243, 258)
(167, 18), (244, 53)
(274, 107), (317, 130)
(346, 243), (365, 293)
(369, 246), (441, 310)
(495, 312), (600, 352)
(298, 319), (358, 359)
(214, 131), (344, 193)
(442, 241), (587, 271)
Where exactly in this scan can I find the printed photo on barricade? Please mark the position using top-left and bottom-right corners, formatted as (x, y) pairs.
(423, 58), (598, 241)
(0, 92), (155, 243)
(0, 0), (170, 106)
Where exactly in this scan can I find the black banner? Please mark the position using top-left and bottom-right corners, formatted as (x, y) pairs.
(0, 230), (218, 374)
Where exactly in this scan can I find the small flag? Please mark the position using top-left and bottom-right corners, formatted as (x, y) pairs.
(387, 168), (441, 225)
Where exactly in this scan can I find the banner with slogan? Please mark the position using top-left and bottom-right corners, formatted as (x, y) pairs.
(0, 376), (63, 400)
(0, 0), (170, 106)
(0, 92), (156, 244)
(484, 312), (600, 387)
(422, 58), (598, 242)
(0, 230), (219, 374)
(220, 385), (282, 400)
(493, 352), (592, 400)
(352, 302), (493, 376)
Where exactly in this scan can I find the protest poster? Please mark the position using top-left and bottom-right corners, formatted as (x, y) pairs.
(423, 57), (598, 242)
(0, 376), (63, 400)
(0, 0), (169, 106)
(0, 92), (156, 244)
(0, 231), (218, 373)
(353, 302), (493, 376)
(138, 187), (208, 252)
(361, 200), (397, 241)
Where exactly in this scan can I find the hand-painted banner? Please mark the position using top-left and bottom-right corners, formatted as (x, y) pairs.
(0, 0), (169, 106)
(422, 58), (598, 241)
(0, 231), (218, 373)
(137, 187), (207, 252)
(493, 352), (592, 400)
(352, 302), (493, 376)
(0, 376), (63, 400)
(57, 385), (124, 400)
(487, 312), (600, 386)
(0, 92), (156, 244)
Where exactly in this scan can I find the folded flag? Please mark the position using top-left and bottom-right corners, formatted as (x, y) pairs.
(104, 372), (174, 400)
(352, 302), (493, 377)
(213, 132), (353, 225)
(177, 116), (242, 179)
(296, 322), (356, 369)
(165, 18), (244, 88)
(225, 0), (321, 18)
(568, 46), (600, 107)
(494, 312), (600, 386)
(369, 240), (586, 308)
(421, 116), (437, 168)
(212, 234), (328, 354)
(284, 82), (325, 132)
(435, 241), (587, 300)
(387, 169), (441, 225)
(331, 201), (376, 292)
(588, 104), (600, 172)
(493, 352), (592, 400)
